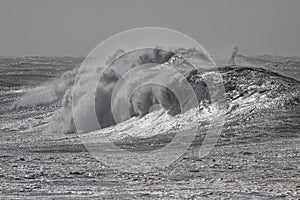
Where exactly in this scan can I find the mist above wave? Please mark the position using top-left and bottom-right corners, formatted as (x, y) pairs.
(12, 67), (77, 108)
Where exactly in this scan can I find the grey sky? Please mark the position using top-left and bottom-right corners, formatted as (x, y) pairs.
(1, 0), (299, 56)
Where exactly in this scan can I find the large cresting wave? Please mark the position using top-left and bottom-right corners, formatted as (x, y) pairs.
(12, 48), (300, 136)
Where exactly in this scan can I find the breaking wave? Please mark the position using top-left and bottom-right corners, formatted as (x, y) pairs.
(12, 48), (300, 135)
(13, 67), (77, 108)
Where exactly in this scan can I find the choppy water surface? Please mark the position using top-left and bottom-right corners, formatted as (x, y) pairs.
(0, 53), (299, 199)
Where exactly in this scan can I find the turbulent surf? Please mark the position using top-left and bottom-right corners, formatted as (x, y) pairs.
(1, 48), (300, 198)
(3, 48), (299, 137)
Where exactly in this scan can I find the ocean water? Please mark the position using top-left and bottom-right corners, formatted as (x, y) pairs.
(0, 52), (299, 199)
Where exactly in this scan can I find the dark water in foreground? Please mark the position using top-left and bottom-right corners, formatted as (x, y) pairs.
(0, 56), (299, 199)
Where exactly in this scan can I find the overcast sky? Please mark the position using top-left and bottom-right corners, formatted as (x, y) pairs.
(1, 0), (299, 56)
